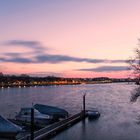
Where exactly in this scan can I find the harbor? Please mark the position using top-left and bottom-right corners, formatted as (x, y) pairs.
(20, 111), (87, 140)
(0, 83), (140, 140)
(0, 91), (100, 140)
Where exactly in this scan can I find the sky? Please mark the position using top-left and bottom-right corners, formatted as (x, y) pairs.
(0, 0), (140, 78)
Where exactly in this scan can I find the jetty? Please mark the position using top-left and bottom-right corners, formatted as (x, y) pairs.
(19, 111), (86, 140)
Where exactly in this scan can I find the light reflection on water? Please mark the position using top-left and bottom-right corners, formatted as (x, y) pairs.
(0, 83), (140, 140)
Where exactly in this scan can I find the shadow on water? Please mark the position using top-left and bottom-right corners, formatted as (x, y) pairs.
(81, 119), (86, 140)
(130, 86), (140, 124)
(130, 86), (140, 102)
(81, 119), (86, 131)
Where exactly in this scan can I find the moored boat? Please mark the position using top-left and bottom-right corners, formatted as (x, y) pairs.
(34, 104), (68, 119)
(15, 108), (53, 126)
(87, 110), (100, 119)
(0, 115), (22, 139)
(34, 104), (69, 119)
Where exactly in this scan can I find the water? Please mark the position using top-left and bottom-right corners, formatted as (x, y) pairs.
(0, 83), (140, 140)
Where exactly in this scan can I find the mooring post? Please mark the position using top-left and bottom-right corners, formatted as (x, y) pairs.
(83, 93), (86, 117)
(31, 108), (34, 140)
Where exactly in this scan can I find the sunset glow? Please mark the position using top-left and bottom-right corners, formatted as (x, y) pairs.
(0, 0), (140, 78)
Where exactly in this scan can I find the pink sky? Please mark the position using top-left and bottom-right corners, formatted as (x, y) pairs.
(0, 0), (140, 78)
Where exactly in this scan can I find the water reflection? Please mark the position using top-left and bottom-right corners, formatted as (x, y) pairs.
(130, 86), (140, 125)
(130, 86), (140, 102)
(1, 83), (140, 140)
(81, 119), (86, 140)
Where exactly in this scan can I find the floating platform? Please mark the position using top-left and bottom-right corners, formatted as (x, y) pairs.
(19, 111), (87, 140)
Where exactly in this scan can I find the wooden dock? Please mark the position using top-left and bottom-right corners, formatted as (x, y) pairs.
(19, 111), (86, 140)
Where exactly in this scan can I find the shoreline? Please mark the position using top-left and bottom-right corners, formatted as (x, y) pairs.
(0, 81), (134, 89)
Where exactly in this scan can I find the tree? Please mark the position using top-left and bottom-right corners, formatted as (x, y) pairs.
(0, 72), (3, 76)
(128, 39), (140, 84)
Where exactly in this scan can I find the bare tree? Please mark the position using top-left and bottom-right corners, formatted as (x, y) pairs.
(128, 39), (140, 84)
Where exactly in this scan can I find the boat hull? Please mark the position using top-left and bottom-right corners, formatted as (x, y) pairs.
(87, 110), (100, 120)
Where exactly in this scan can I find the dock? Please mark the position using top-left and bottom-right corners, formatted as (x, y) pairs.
(19, 111), (87, 140)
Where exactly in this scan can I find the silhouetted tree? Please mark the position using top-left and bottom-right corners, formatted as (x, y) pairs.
(128, 39), (140, 84)
(0, 72), (3, 76)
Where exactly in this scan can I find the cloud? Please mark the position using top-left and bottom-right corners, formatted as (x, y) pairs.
(0, 39), (126, 64)
(79, 66), (129, 72)
(35, 54), (125, 64)
(0, 53), (126, 64)
(5, 40), (43, 49)
(35, 54), (105, 63)
(0, 57), (33, 63)
(4, 53), (22, 57)
(4, 40), (48, 54)
(28, 71), (63, 77)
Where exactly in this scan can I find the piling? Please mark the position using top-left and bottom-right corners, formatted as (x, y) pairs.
(83, 93), (86, 117)
(31, 108), (34, 140)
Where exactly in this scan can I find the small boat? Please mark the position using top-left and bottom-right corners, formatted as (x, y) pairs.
(15, 108), (53, 125)
(87, 110), (100, 119)
(34, 104), (69, 119)
(0, 115), (22, 139)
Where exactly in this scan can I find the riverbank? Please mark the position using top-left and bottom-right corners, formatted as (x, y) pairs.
(0, 81), (135, 89)
(0, 82), (82, 88)
(0, 74), (136, 88)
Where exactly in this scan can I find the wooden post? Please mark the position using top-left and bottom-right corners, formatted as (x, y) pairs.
(31, 108), (34, 140)
(83, 93), (86, 117)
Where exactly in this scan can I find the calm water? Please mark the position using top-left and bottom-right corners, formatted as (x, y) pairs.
(0, 83), (140, 140)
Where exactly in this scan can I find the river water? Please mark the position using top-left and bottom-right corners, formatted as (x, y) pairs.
(0, 83), (140, 140)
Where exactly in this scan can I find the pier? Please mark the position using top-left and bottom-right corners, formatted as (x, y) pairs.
(19, 111), (87, 140)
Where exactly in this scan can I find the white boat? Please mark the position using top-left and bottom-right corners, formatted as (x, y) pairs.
(34, 104), (69, 119)
(0, 115), (22, 139)
(15, 108), (53, 125)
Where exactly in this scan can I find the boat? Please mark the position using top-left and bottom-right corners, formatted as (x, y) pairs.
(0, 115), (22, 139)
(87, 110), (100, 119)
(34, 104), (69, 119)
(15, 108), (53, 126)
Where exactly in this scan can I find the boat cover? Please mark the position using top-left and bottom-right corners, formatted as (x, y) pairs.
(0, 115), (21, 133)
(34, 104), (68, 119)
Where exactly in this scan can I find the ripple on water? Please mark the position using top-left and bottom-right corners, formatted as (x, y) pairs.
(0, 83), (140, 140)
